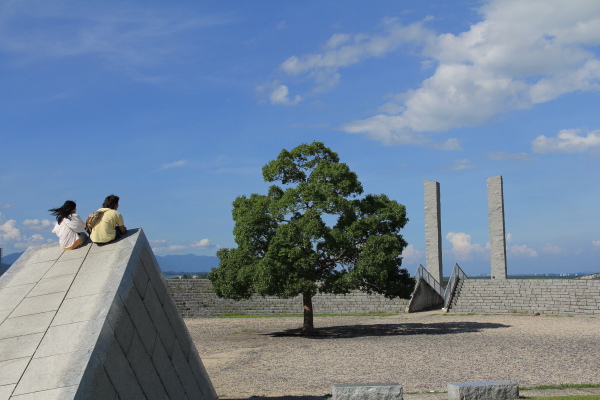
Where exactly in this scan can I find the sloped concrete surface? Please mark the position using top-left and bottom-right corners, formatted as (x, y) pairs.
(0, 229), (216, 400)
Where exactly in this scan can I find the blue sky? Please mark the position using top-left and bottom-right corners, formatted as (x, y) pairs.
(1, 0), (599, 276)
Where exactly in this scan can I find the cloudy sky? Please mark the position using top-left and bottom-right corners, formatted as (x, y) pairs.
(1, 0), (599, 276)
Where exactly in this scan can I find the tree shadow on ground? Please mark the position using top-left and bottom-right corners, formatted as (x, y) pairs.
(267, 321), (510, 339)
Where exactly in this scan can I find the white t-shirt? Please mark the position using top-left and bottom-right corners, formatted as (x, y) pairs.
(52, 213), (85, 249)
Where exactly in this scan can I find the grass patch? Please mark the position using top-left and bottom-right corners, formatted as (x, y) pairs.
(213, 312), (395, 318)
(526, 396), (600, 400)
(523, 384), (600, 390)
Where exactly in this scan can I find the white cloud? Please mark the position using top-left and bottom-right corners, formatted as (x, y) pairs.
(1, 216), (54, 251)
(446, 232), (487, 261)
(0, 3), (232, 81)
(341, 114), (463, 149)
(377, 102), (405, 115)
(401, 244), (424, 265)
(0, 204), (10, 209)
(22, 219), (54, 231)
(151, 243), (187, 253)
(540, 244), (568, 255)
(430, 138), (463, 151)
(151, 238), (218, 254)
(446, 159), (476, 171)
(532, 129), (600, 154)
(191, 238), (216, 248)
(159, 160), (189, 170)
(14, 234), (54, 249)
(269, 1), (600, 146)
(505, 233), (537, 257)
(269, 84), (302, 106)
(0, 219), (21, 242)
(255, 82), (302, 106)
(593, 240), (600, 247)
(279, 17), (433, 90)
(509, 244), (538, 257)
(487, 151), (536, 161)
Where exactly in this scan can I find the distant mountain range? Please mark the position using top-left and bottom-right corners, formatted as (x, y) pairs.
(2, 252), (23, 265)
(155, 254), (219, 273)
(1, 252), (22, 276)
(0, 251), (218, 275)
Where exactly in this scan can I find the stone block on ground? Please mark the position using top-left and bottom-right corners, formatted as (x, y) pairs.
(333, 383), (403, 400)
(448, 381), (518, 400)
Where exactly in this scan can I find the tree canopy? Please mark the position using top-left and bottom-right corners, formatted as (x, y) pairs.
(208, 142), (414, 333)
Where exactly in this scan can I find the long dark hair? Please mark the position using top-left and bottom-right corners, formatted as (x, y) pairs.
(103, 194), (120, 210)
(49, 200), (77, 224)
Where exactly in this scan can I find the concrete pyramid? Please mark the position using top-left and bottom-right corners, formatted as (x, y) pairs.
(0, 229), (217, 400)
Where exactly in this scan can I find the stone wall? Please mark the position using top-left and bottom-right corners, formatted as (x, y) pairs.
(166, 279), (409, 317)
(449, 279), (600, 315)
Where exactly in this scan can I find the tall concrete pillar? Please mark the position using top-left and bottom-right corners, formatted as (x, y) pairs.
(487, 175), (507, 279)
(424, 181), (443, 283)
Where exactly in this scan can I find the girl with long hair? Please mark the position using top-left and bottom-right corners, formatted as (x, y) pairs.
(48, 200), (87, 250)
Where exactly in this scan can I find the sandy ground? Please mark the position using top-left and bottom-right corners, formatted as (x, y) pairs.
(185, 311), (600, 398)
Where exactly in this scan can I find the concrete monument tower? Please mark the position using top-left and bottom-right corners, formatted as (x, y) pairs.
(424, 181), (443, 283)
(487, 175), (507, 279)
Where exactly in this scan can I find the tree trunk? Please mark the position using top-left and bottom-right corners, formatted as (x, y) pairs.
(302, 292), (314, 334)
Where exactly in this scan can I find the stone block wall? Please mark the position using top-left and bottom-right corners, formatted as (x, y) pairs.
(166, 280), (409, 317)
(449, 279), (600, 315)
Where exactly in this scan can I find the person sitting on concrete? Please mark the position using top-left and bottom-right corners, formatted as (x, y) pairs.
(90, 194), (127, 244)
(49, 200), (88, 250)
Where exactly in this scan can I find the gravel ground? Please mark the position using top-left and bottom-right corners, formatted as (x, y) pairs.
(185, 311), (600, 398)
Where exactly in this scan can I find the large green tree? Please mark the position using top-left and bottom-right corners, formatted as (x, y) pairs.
(209, 142), (414, 333)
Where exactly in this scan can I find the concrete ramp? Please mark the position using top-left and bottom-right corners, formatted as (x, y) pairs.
(0, 229), (217, 400)
(405, 278), (444, 313)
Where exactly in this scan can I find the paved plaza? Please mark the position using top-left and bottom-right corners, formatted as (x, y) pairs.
(185, 311), (600, 398)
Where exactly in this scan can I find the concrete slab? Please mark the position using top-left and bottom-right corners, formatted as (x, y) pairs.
(78, 247), (130, 275)
(0, 261), (55, 289)
(34, 319), (105, 358)
(0, 333), (44, 362)
(9, 292), (66, 318)
(27, 274), (75, 297)
(10, 386), (79, 400)
(13, 350), (92, 396)
(51, 291), (115, 326)
(333, 383), (403, 400)
(152, 336), (186, 400)
(94, 324), (145, 400)
(0, 384), (16, 400)
(55, 242), (90, 261)
(125, 331), (168, 400)
(42, 258), (84, 279)
(448, 381), (518, 400)
(65, 266), (125, 299)
(0, 285), (34, 312)
(0, 228), (216, 400)
(0, 358), (30, 386)
(76, 354), (118, 400)
(0, 310), (10, 325)
(0, 311), (55, 340)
